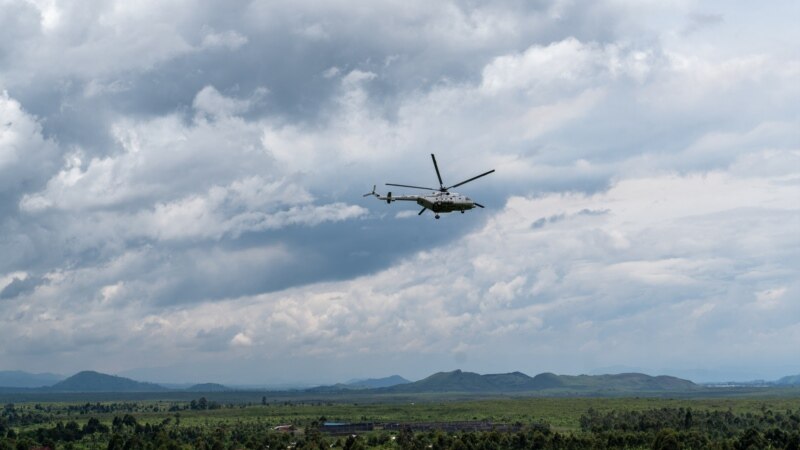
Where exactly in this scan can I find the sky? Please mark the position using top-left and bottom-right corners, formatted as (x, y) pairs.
(0, 0), (798, 385)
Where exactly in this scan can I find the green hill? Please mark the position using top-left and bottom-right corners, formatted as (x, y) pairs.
(531, 372), (564, 389)
(557, 373), (699, 391)
(50, 371), (167, 392)
(483, 371), (538, 390)
(388, 370), (494, 392)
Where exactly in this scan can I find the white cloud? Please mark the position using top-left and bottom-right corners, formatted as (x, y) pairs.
(11, 168), (790, 378)
(200, 29), (248, 50)
(192, 85), (253, 118)
(294, 22), (329, 41)
(322, 66), (340, 78)
(99, 282), (122, 298)
(1, 0), (799, 382)
(755, 287), (787, 310)
(395, 210), (418, 219)
(230, 332), (253, 347)
(0, 271), (28, 291)
(0, 91), (59, 194)
(20, 87), (272, 213)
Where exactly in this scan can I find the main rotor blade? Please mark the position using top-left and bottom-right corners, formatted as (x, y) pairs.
(473, 202), (485, 208)
(386, 183), (437, 191)
(431, 153), (444, 189)
(446, 169), (495, 190)
(418, 207), (427, 215)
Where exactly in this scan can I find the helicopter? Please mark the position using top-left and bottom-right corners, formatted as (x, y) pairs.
(364, 154), (495, 219)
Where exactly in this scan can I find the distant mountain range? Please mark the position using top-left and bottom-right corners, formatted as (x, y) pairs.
(307, 375), (411, 392)
(2, 369), (799, 394)
(0, 370), (63, 388)
(381, 370), (699, 393)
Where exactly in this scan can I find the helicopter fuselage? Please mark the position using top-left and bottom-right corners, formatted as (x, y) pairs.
(416, 191), (474, 213)
(379, 191), (475, 213)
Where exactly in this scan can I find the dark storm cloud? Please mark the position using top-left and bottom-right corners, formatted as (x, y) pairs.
(7, 0), (647, 155)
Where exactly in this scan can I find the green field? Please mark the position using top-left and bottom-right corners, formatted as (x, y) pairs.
(3, 391), (800, 449)
(7, 395), (800, 430)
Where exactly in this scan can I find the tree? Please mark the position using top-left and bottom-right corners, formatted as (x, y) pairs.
(107, 434), (125, 450)
(84, 417), (109, 434)
(14, 438), (35, 450)
(343, 434), (366, 450)
(653, 429), (680, 450)
(736, 428), (767, 450)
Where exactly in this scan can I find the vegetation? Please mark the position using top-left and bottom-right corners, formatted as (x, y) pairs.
(0, 395), (799, 449)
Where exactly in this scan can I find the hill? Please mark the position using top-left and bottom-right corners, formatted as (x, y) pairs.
(346, 375), (410, 389)
(186, 383), (229, 392)
(0, 370), (63, 388)
(388, 370), (492, 392)
(50, 371), (167, 392)
(557, 373), (699, 391)
(306, 375), (411, 393)
(776, 374), (800, 385)
(386, 370), (541, 393)
(383, 370), (698, 393)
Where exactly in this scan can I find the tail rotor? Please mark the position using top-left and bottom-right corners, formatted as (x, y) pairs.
(363, 185), (378, 197)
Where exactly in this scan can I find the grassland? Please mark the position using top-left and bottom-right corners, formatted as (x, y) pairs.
(6, 390), (800, 432)
(3, 390), (800, 448)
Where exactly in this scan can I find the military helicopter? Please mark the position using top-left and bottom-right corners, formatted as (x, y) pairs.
(364, 154), (495, 219)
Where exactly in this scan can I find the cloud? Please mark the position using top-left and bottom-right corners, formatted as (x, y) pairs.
(683, 12), (724, 35)
(192, 85), (257, 118)
(230, 332), (253, 347)
(0, 91), (59, 196)
(16, 85), (367, 255)
(200, 29), (248, 50)
(6, 166), (795, 381)
(0, 0), (798, 382)
(122, 179), (365, 241)
(0, 273), (40, 299)
(480, 38), (649, 94)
